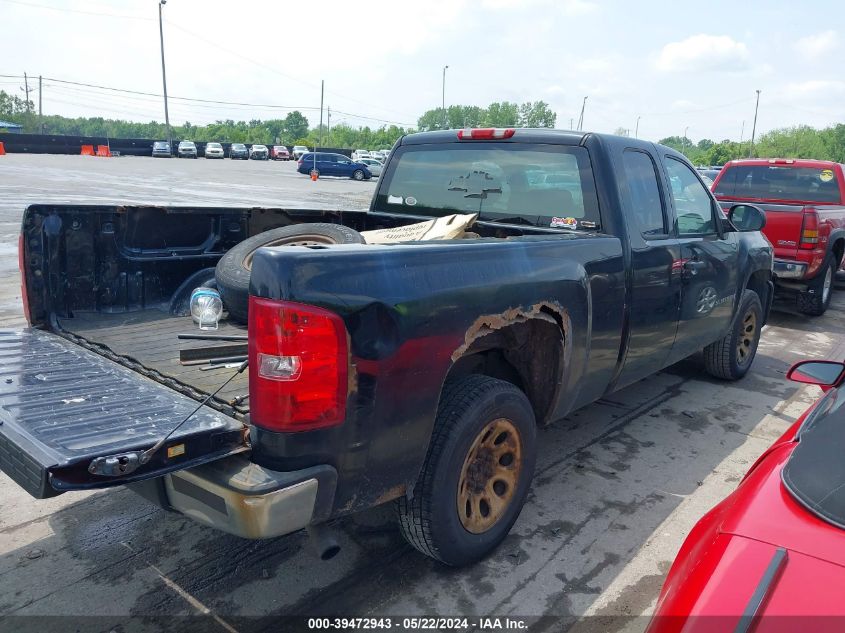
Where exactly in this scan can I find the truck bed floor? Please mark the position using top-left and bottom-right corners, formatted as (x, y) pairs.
(56, 310), (249, 415)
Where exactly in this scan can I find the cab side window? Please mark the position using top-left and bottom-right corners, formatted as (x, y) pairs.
(622, 149), (667, 237)
(665, 158), (716, 235)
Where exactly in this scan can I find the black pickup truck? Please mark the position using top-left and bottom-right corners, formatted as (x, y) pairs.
(2, 129), (773, 566)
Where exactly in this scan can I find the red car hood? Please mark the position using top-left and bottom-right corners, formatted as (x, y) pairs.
(650, 443), (845, 632)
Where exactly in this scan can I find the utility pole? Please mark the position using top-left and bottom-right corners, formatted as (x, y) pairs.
(442, 65), (449, 130)
(327, 106), (331, 147)
(635, 115), (641, 139)
(683, 126), (689, 151)
(38, 75), (43, 133)
(158, 0), (172, 149)
(577, 96), (587, 131)
(23, 72), (31, 113)
(749, 89), (761, 157)
(318, 80), (324, 150)
(739, 120), (745, 153)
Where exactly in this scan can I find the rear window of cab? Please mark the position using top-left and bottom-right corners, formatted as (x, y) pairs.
(375, 143), (602, 231)
(714, 165), (842, 204)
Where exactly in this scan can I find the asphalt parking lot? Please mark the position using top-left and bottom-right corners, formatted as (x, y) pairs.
(1, 154), (844, 631)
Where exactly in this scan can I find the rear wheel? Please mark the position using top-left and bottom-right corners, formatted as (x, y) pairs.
(396, 375), (537, 566)
(703, 289), (762, 380)
(797, 254), (835, 316)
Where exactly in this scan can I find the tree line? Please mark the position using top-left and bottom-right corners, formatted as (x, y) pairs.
(2, 89), (843, 160)
(616, 124), (845, 165)
(416, 101), (557, 131)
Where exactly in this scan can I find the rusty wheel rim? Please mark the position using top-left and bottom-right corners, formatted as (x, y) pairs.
(243, 235), (338, 270)
(457, 418), (522, 534)
(737, 309), (757, 365)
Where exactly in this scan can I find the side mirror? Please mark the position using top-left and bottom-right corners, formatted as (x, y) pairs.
(728, 204), (766, 232)
(787, 360), (845, 389)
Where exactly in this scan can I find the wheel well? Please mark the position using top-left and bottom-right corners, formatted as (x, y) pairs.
(832, 238), (845, 266)
(746, 269), (771, 310)
(445, 307), (567, 424)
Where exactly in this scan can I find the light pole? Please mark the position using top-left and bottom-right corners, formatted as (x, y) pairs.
(683, 126), (689, 151)
(441, 65), (449, 130)
(577, 96), (587, 131)
(635, 115), (641, 139)
(749, 89), (761, 157)
(158, 0), (172, 150)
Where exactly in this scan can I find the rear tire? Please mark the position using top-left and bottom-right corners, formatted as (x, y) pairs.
(797, 254), (835, 316)
(703, 289), (762, 380)
(396, 375), (537, 566)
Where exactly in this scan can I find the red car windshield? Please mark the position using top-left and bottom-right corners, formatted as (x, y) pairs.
(714, 165), (842, 204)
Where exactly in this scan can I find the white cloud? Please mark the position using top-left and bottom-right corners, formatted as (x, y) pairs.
(655, 34), (750, 72)
(785, 80), (845, 96)
(481, 0), (596, 13)
(576, 58), (614, 73)
(794, 30), (839, 59)
(559, 0), (597, 15)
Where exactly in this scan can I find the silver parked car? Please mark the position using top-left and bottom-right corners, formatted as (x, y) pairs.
(249, 144), (269, 160)
(204, 142), (224, 159)
(177, 140), (198, 158)
(358, 157), (384, 177)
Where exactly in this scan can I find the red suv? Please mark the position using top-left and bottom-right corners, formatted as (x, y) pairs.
(713, 159), (845, 316)
(271, 145), (290, 161)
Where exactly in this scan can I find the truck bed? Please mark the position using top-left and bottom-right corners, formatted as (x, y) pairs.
(56, 310), (249, 416)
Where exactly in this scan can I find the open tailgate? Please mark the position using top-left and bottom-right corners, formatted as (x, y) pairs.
(0, 329), (247, 499)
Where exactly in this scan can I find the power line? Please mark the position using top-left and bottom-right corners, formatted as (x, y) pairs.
(639, 97), (755, 118)
(43, 96), (174, 121)
(10, 73), (417, 128)
(42, 76), (321, 111)
(45, 83), (296, 115)
(3, 0), (418, 123)
(0, 0), (153, 20)
(163, 20), (418, 122)
(38, 75), (416, 126)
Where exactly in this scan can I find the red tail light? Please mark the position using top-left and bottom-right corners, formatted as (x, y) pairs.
(18, 233), (31, 324)
(457, 128), (516, 140)
(799, 209), (819, 250)
(248, 297), (348, 432)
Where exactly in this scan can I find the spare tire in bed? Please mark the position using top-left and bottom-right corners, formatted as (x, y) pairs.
(215, 223), (365, 323)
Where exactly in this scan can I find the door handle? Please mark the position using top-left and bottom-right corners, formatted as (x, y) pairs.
(684, 260), (706, 272)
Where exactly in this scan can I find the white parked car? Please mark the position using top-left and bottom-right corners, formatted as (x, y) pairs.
(204, 142), (224, 159)
(292, 145), (310, 160)
(352, 149), (371, 161)
(358, 157), (384, 177)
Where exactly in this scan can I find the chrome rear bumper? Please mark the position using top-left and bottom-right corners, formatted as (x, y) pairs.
(161, 457), (337, 539)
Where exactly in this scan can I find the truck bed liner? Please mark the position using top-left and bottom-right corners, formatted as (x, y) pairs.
(56, 310), (249, 414)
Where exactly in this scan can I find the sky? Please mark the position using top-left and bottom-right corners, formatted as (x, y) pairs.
(1, 0), (843, 142)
